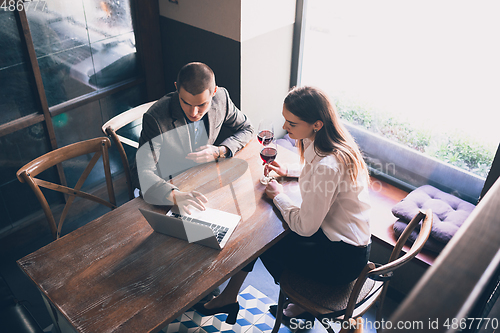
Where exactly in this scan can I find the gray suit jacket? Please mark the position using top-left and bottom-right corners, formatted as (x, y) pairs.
(134, 87), (254, 205)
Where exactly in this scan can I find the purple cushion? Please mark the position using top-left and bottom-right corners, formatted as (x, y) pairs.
(392, 185), (475, 248)
(393, 220), (445, 253)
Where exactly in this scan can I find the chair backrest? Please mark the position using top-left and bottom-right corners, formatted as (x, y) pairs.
(342, 209), (433, 320)
(102, 101), (156, 199)
(16, 137), (116, 240)
(374, 209), (433, 274)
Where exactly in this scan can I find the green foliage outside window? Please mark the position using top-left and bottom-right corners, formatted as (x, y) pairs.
(334, 97), (494, 178)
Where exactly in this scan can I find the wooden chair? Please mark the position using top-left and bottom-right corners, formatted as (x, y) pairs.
(102, 101), (156, 200)
(16, 137), (116, 240)
(271, 209), (433, 333)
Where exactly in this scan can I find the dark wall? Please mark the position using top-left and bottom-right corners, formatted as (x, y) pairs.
(159, 17), (241, 108)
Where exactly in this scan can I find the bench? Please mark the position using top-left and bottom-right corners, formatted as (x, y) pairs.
(368, 175), (437, 267)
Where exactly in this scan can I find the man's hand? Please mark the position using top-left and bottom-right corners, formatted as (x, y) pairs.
(172, 190), (208, 214)
(186, 145), (223, 163)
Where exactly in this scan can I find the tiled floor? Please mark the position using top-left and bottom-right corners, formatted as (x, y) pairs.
(161, 284), (399, 333)
(163, 285), (279, 333)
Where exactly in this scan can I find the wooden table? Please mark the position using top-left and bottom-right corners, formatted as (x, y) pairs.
(17, 139), (301, 333)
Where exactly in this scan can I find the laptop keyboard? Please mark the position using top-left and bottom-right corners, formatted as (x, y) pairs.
(171, 212), (229, 243)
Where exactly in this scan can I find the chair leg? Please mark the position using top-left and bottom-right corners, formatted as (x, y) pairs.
(271, 290), (286, 333)
(376, 285), (389, 323)
(325, 322), (337, 333)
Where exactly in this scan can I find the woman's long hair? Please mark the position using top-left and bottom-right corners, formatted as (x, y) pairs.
(284, 86), (369, 184)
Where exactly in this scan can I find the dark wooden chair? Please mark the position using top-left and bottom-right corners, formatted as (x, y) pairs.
(102, 101), (156, 200)
(271, 209), (433, 333)
(16, 137), (116, 240)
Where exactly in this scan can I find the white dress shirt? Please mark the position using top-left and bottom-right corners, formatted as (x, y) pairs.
(273, 139), (371, 246)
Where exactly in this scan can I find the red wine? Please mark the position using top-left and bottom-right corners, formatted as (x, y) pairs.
(260, 147), (277, 163)
(257, 130), (274, 145)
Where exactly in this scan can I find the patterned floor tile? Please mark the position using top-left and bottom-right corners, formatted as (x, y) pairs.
(238, 285), (275, 324)
(162, 285), (282, 333)
(162, 313), (200, 333)
(253, 312), (292, 333)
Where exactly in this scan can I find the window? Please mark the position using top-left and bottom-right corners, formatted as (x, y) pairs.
(0, 1), (148, 233)
(25, 0), (137, 106)
(299, 0), (500, 202)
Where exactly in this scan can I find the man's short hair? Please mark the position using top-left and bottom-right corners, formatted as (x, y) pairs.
(176, 62), (216, 95)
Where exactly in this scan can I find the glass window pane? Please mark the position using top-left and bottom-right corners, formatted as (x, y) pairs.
(82, 0), (133, 44)
(53, 84), (145, 187)
(0, 10), (24, 68)
(0, 123), (62, 226)
(301, 0), (500, 201)
(26, 2), (96, 106)
(100, 84), (146, 168)
(26, 0), (137, 106)
(52, 100), (105, 189)
(36, 47), (96, 106)
(89, 32), (138, 88)
(0, 11), (40, 124)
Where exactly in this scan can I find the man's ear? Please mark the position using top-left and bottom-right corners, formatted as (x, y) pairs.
(213, 86), (218, 96)
(174, 82), (178, 91)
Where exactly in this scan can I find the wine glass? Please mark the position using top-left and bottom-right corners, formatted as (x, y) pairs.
(260, 139), (278, 185)
(257, 120), (274, 146)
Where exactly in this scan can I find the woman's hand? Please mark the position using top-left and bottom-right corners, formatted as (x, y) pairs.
(265, 179), (283, 199)
(264, 161), (287, 177)
(172, 190), (208, 214)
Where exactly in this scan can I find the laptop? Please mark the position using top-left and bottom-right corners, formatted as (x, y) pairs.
(139, 206), (241, 250)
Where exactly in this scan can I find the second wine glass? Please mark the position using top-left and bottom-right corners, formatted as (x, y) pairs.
(260, 139), (278, 185)
(257, 120), (274, 146)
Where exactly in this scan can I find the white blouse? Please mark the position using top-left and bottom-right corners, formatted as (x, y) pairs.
(273, 139), (371, 246)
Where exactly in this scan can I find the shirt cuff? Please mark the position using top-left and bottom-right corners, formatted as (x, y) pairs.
(273, 193), (296, 214)
(286, 163), (302, 178)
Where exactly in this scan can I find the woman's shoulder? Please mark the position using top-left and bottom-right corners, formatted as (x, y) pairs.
(315, 153), (342, 173)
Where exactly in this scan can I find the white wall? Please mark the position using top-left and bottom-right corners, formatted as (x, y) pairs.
(241, 0), (296, 42)
(158, 0), (241, 42)
(241, 0), (296, 138)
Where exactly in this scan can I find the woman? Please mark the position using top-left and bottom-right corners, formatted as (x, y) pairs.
(194, 86), (371, 323)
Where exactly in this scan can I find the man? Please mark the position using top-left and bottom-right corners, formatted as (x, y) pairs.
(135, 62), (253, 212)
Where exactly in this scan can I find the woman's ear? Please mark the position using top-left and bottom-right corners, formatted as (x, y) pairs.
(314, 120), (324, 132)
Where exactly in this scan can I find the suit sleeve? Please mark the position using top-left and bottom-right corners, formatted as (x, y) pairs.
(136, 113), (177, 205)
(218, 88), (254, 156)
